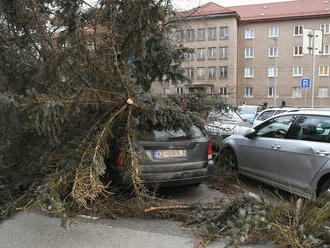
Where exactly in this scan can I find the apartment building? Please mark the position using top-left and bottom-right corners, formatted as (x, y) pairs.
(151, 0), (330, 107)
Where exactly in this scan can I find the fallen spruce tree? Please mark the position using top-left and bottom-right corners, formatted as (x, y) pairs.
(0, 0), (226, 220)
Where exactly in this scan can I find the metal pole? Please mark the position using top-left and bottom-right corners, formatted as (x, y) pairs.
(273, 38), (277, 107)
(311, 29), (316, 108)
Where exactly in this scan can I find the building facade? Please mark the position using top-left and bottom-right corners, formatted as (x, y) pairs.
(151, 0), (330, 107)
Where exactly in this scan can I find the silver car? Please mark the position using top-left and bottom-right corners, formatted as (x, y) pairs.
(220, 111), (330, 198)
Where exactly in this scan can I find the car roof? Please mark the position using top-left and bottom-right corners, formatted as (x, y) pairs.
(277, 110), (330, 117)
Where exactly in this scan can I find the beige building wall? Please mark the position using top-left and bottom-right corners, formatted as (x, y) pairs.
(151, 14), (330, 108)
(237, 17), (330, 108)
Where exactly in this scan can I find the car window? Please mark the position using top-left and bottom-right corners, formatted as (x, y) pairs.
(257, 110), (276, 121)
(289, 115), (330, 143)
(275, 110), (287, 115)
(139, 125), (204, 141)
(256, 115), (296, 138)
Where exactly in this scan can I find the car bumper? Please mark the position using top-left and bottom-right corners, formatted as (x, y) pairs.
(110, 160), (214, 187)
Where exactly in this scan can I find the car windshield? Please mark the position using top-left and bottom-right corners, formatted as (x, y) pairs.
(257, 110), (276, 121)
(139, 125), (204, 141)
(238, 106), (257, 115)
(208, 111), (243, 122)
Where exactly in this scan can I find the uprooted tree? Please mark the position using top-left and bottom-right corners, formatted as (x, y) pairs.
(0, 0), (222, 219)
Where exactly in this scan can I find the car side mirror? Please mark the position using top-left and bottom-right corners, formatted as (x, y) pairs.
(243, 128), (257, 138)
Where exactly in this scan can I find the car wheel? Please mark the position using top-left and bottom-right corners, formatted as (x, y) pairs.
(218, 148), (238, 173)
(319, 178), (330, 197)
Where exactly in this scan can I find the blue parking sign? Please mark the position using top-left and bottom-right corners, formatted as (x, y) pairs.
(301, 78), (310, 88)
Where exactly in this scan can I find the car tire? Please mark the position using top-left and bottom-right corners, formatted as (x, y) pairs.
(319, 178), (330, 197)
(218, 148), (238, 173)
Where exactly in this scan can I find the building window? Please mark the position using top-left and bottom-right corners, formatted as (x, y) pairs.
(245, 87), (253, 97)
(245, 68), (254, 78)
(219, 87), (228, 96)
(245, 28), (255, 39)
(208, 47), (217, 59)
(268, 67), (278, 77)
(186, 67), (194, 80)
(268, 87), (274, 97)
(219, 66), (228, 79)
(292, 87), (302, 98)
(208, 67), (216, 80)
(176, 87), (183, 94)
(197, 48), (205, 60)
(293, 66), (303, 77)
(323, 45), (329, 55)
(318, 87), (328, 98)
(186, 29), (194, 41)
(293, 46), (303, 56)
(294, 25), (303, 36)
(197, 67), (205, 80)
(175, 30), (183, 41)
(197, 28), (206, 41)
(320, 24), (330, 34)
(269, 27), (279, 37)
(245, 48), (254, 58)
(219, 26), (228, 40)
(269, 47), (278, 57)
(164, 88), (170, 95)
(219, 47), (228, 59)
(186, 49), (195, 60)
(319, 65), (329, 76)
(208, 27), (217, 40)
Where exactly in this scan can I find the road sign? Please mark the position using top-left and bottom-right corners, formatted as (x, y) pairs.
(303, 29), (323, 55)
(301, 78), (311, 88)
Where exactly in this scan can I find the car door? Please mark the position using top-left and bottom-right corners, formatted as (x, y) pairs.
(276, 114), (330, 192)
(237, 114), (298, 182)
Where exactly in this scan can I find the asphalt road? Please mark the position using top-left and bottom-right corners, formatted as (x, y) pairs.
(0, 184), (273, 248)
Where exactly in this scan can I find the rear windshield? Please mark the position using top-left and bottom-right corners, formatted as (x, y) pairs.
(139, 125), (204, 141)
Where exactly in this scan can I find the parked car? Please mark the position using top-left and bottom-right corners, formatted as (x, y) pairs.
(220, 111), (330, 198)
(107, 125), (214, 187)
(237, 105), (262, 125)
(205, 110), (251, 138)
(253, 107), (298, 127)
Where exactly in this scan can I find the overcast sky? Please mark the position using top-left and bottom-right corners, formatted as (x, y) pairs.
(171, 0), (290, 10)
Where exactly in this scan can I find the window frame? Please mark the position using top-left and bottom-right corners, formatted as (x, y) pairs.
(293, 46), (303, 56)
(294, 25), (304, 36)
(319, 65), (329, 76)
(208, 27), (217, 40)
(219, 46), (228, 59)
(318, 87), (328, 98)
(219, 26), (229, 40)
(292, 87), (303, 98)
(244, 87), (253, 97)
(320, 24), (330, 34)
(219, 66), (228, 79)
(245, 48), (254, 59)
(269, 27), (279, 38)
(186, 29), (195, 42)
(245, 28), (255, 39)
(197, 28), (206, 41)
(208, 47), (217, 60)
(269, 47), (278, 57)
(208, 67), (217, 80)
(196, 67), (205, 80)
(293, 66), (303, 77)
(245, 67), (254, 78)
(197, 48), (205, 60)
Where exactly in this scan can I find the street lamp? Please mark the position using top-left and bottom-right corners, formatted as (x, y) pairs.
(273, 38), (277, 107)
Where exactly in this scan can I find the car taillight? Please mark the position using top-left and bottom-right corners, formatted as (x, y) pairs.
(207, 140), (212, 160)
(117, 155), (127, 167)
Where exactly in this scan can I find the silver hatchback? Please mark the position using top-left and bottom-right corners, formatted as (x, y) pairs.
(221, 111), (330, 198)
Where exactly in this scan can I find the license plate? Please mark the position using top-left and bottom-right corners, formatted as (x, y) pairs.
(153, 150), (187, 159)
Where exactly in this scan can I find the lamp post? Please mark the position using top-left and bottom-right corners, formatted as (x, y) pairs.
(273, 38), (277, 107)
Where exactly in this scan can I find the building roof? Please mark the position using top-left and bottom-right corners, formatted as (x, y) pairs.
(230, 0), (330, 21)
(176, 2), (236, 19)
(180, 0), (330, 22)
